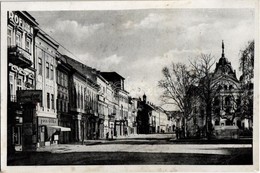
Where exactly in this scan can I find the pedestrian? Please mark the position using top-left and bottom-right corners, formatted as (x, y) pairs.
(106, 132), (109, 140)
(176, 127), (179, 139)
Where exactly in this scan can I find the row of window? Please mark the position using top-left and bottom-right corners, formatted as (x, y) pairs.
(57, 99), (69, 113)
(46, 93), (54, 110)
(7, 26), (31, 53)
(38, 57), (54, 80)
(57, 70), (68, 87)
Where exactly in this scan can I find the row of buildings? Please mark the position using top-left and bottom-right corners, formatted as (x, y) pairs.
(7, 11), (175, 152)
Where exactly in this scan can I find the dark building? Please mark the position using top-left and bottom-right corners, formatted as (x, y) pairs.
(63, 55), (100, 141)
(7, 11), (39, 152)
(136, 94), (154, 134)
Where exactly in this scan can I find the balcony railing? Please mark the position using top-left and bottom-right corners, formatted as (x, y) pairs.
(8, 45), (32, 68)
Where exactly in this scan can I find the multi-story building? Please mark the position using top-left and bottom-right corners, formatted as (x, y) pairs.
(56, 55), (73, 144)
(35, 29), (60, 147)
(136, 94), (154, 134)
(106, 81), (117, 138)
(65, 56), (100, 141)
(127, 97), (138, 135)
(7, 11), (38, 151)
(187, 41), (251, 137)
(100, 72), (129, 136)
(97, 74), (109, 139)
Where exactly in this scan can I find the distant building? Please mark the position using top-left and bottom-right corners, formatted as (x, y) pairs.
(64, 55), (100, 141)
(100, 72), (129, 137)
(56, 55), (73, 144)
(136, 94), (154, 134)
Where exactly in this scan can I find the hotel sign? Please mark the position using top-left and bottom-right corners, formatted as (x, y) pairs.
(17, 90), (42, 104)
(8, 11), (32, 34)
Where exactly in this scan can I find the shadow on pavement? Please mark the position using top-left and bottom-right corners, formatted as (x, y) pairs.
(7, 149), (252, 165)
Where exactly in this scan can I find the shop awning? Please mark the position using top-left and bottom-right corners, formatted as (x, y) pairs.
(49, 126), (71, 132)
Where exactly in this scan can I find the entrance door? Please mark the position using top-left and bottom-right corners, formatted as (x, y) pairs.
(13, 125), (22, 151)
(13, 126), (22, 145)
(39, 126), (45, 147)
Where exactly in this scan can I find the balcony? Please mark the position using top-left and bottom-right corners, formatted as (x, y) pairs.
(8, 45), (32, 68)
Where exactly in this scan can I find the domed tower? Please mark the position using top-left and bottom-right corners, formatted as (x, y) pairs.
(214, 40), (237, 79)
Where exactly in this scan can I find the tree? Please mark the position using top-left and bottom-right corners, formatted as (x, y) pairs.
(190, 54), (217, 140)
(240, 40), (254, 84)
(239, 40), (254, 128)
(158, 63), (196, 137)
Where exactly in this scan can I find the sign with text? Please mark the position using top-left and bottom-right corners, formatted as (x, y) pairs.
(17, 90), (42, 104)
(38, 117), (58, 126)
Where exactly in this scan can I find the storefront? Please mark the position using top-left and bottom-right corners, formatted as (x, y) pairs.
(37, 116), (71, 147)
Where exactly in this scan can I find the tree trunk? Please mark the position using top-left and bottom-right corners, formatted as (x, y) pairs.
(206, 103), (212, 140)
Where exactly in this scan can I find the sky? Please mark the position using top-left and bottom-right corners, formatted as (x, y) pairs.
(29, 9), (254, 110)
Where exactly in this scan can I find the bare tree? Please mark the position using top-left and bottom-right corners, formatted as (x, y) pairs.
(190, 54), (217, 139)
(239, 40), (254, 128)
(240, 40), (254, 84)
(158, 63), (196, 137)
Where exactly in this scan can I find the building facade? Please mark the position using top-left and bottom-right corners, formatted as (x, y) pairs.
(35, 29), (60, 147)
(56, 56), (73, 144)
(7, 11), (38, 152)
(187, 41), (253, 138)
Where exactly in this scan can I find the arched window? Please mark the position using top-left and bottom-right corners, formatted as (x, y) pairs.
(215, 119), (220, 125)
(214, 97), (220, 106)
(225, 96), (231, 105)
(217, 85), (223, 91)
(224, 85), (228, 90)
(229, 85), (233, 90)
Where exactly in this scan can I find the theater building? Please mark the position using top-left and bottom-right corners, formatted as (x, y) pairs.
(7, 11), (39, 152)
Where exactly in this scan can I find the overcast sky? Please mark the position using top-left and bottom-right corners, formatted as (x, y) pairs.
(29, 9), (254, 110)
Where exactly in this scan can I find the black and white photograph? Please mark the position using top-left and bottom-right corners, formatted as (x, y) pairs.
(0, 0), (259, 172)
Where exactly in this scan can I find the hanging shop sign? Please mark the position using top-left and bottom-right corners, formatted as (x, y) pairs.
(17, 90), (42, 104)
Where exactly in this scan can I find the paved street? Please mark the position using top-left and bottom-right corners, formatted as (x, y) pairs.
(8, 134), (252, 165)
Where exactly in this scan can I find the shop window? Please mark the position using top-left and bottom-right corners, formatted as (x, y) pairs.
(46, 62), (49, 78)
(12, 126), (22, 145)
(7, 27), (12, 46)
(47, 93), (50, 109)
(38, 58), (42, 75)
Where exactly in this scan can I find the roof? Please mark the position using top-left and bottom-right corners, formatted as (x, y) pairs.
(100, 72), (125, 80)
